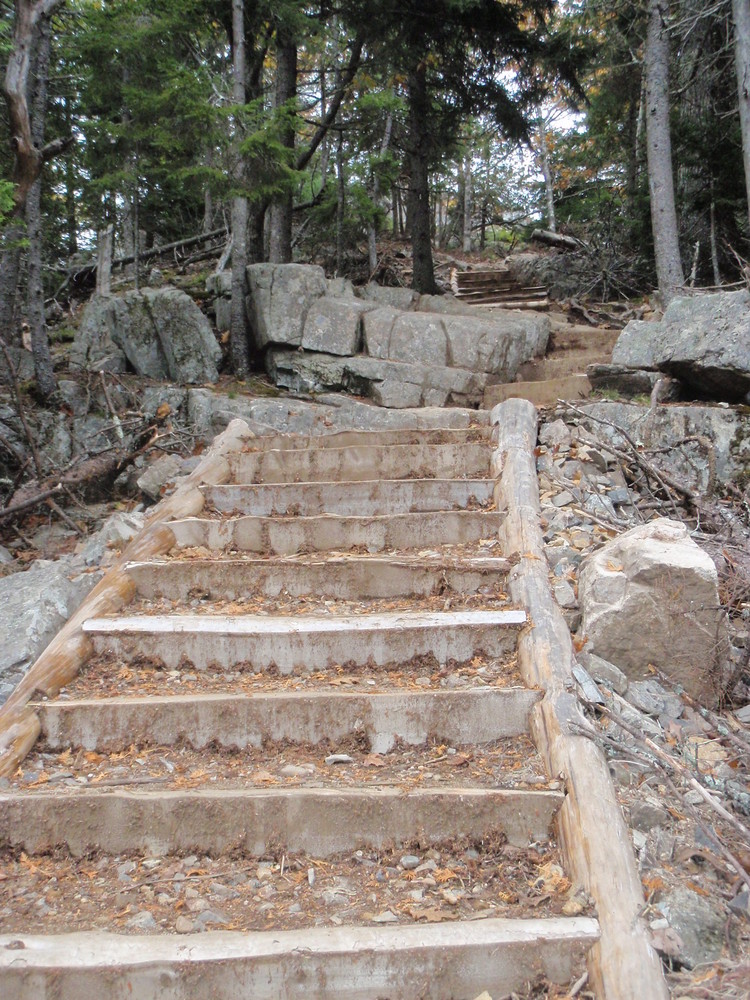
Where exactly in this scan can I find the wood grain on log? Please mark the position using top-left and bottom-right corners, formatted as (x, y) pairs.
(491, 398), (669, 1000)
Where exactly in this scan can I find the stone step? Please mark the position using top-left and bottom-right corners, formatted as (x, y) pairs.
(125, 555), (511, 602)
(169, 510), (502, 556)
(241, 425), (493, 452)
(0, 784), (563, 856)
(201, 478), (495, 517)
(0, 919), (599, 999)
(82, 609), (526, 673)
(37, 687), (541, 754)
(61, 645), (522, 701)
(227, 443), (491, 484)
(484, 375), (591, 409)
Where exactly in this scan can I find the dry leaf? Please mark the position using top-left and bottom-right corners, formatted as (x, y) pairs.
(651, 926), (684, 957)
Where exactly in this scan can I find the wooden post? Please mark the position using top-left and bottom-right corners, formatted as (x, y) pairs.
(491, 398), (669, 1000)
(96, 224), (113, 296)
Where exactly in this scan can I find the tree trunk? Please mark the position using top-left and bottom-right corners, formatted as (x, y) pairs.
(733, 0), (750, 233)
(644, 0), (684, 302)
(406, 64), (437, 294)
(336, 128), (345, 276)
(64, 93), (77, 255)
(368, 111), (393, 272)
(0, 0), (66, 349)
(462, 156), (473, 252)
(319, 67), (330, 187)
(230, 0), (251, 374)
(537, 116), (556, 234)
(710, 185), (721, 285)
(268, 33), (297, 264)
(26, 9), (55, 400)
(96, 225), (114, 295)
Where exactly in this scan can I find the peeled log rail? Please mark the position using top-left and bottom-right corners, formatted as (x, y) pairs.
(491, 398), (669, 1000)
(0, 419), (255, 778)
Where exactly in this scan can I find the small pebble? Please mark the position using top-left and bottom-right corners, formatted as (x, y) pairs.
(325, 754), (353, 765)
(400, 855), (420, 870)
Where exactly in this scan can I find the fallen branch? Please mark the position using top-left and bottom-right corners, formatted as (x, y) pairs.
(0, 485), (63, 520)
(571, 715), (750, 894)
(588, 700), (750, 843)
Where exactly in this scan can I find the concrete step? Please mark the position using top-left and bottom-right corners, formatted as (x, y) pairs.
(201, 478), (495, 517)
(125, 554), (511, 602)
(169, 510), (503, 556)
(241, 425), (493, 452)
(0, 919), (599, 999)
(82, 609), (526, 673)
(37, 687), (541, 754)
(484, 375), (591, 409)
(227, 443), (491, 484)
(0, 783), (563, 856)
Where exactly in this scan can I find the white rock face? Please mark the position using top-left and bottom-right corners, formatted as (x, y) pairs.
(578, 518), (726, 703)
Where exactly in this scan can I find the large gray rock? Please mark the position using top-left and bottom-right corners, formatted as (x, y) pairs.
(577, 400), (750, 489)
(144, 287), (221, 383)
(185, 387), (485, 439)
(70, 288), (220, 383)
(345, 355), (487, 408)
(301, 297), (375, 355)
(266, 350), (347, 394)
(137, 452), (184, 501)
(362, 307), (548, 378)
(656, 887), (725, 969)
(266, 349), (488, 408)
(613, 291), (750, 401)
(579, 518), (727, 703)
(443, 312), (549, 376)
(356, 284), (419, 311)
(382, 312), (450, 366)
(69, 295), (129, 372)
(656, 291), (750, 400)
(0, 559), (99, 704)
(611, 320), (661, 370)
(246, 263), (327, 348)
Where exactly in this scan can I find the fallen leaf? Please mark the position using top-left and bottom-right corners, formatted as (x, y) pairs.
(651, 925), (683, 957)
(362, 754), (387, 767)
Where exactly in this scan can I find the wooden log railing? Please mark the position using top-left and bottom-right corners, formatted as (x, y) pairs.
(0, 419), (255, 778)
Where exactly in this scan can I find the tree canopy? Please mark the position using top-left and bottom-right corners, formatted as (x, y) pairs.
(2, 0), (750, 384)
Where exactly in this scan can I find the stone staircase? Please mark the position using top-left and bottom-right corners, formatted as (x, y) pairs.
(0, 410), (669, 999)
(0, 421), (605, 998)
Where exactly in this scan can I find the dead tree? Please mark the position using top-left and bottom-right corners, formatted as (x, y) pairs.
(0, 1), (72, 357)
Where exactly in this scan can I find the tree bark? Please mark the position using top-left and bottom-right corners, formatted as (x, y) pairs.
(368, 112), (393, 273)
(268, 32), (297, 264)
(26, 9), (55, 400)
(733, 0), (750, 233)
(336, 127), (345, 276)
(537, 116), (556, 234)
(0, 0), (67, 350)
(230, 0), (251, 374)
(406, 63), (437, 294)
(644, 0), (684, 303)
(462, 155), (473, 252)
(96, 225), (114, 295)
(63, 93), (77, 255)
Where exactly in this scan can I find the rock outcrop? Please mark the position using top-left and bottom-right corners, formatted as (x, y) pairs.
(611, 290), (750, 402)
(238, 263), (550, 408)
(578, 518), (727, 703)
(71, 287), (221, 383)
